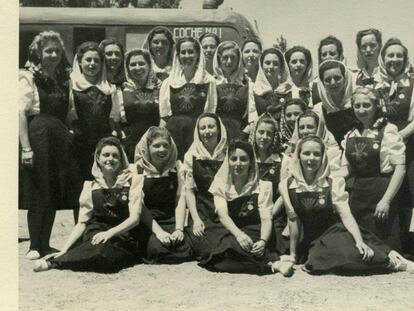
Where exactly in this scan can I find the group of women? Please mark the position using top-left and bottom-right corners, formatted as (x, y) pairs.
(19, 26), (414, 276)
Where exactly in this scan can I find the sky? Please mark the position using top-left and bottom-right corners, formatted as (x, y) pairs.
(181, 0), (414, 69)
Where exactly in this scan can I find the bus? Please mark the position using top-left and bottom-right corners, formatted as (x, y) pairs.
(19, 7), (260, 67)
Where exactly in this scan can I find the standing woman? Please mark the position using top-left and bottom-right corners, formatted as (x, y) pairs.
(278, 135), (414, 275)
(375, 39), (414, 255)
(277, 46), (313, 106)
(213, 41), (254, 140)
(253, 48), (288, 120)
(133, 127), (194, 263)
(312, 60), (356, 145)
(200, 140), (288, 275)
(355, 29), (382, 87)
(19, 31), (82, 259)
(143, 26), (175, 81)
(159, 37), (217, 161)
(121, 49), (161, 162)
(70, 41), (122, 181)
(99, 39), (126, 88)
(200, 32), (220, 75)
(241, 38), (262, 83)
(33, 137), (142, 273)
(342, 87), (405, 250)
(183, 113), (228, 259)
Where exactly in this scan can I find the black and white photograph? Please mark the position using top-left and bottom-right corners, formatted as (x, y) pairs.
(4, 0), (414, 310)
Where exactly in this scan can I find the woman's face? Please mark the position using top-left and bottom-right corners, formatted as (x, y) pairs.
(220, 48), (239, 77)
(322, 67), (345, 95)
(128, 54), (150, 82)
(201, 36), (218, 60)
(179, 41), (198, 69)
(299, 141), (323, 176)
(298, 116), (317, 138)
(359, 34), (380, 61)
(255, 121), (275, 151)
(384, 44), (405, 77)
(150, 33), (171, 59)
(229, 148), (251, 178)
(149, 137), (171, 165)
(104, 44), (123, 72)
(353, 93), (377, 126)
(80, 50), (102, 79)
(320, 44), (340, 62)
(41, 40), (62, 68)
(262, 53), (281, 79)
(288, 51), (307, 80)
(285, 104), (304, 130)
(242, 42), (260, 69)
(97, 145), (121, 175)
(198, 116), (219, 147)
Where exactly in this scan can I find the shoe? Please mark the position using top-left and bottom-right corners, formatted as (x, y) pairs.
(33, 259), (52, 272)
(271, 261), (294, 277)
(388, 251), (414, 272)
(41, 247), (60, 256)
(26, 250), (41, 260)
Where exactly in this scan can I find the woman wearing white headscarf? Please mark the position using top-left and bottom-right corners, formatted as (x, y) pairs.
(213, 41), (255, 140)
(69, 41), (122, 181)
(33, 137), (142, 272)
(159, 37), (217, 161)
(121, 48), (161, 162)
(278, 135), (414, 275)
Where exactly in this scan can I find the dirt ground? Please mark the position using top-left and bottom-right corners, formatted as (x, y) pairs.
(19, 210), (414, 311)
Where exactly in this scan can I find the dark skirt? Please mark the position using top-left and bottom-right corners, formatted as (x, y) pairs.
(166, 115), (197, 161)
(304, 223), (391, 274)
(51, 221), (140, 273)
(19, 114), (82, 210)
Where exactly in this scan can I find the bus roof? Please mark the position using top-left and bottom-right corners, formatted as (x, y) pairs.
(20, 7), (259, 38)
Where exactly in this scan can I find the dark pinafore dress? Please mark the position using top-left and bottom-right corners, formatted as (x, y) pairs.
(355, 71), (376, 87)
(258, 160), (288, 254)
(254, 90), (283, 122)
(20, 72), (82, 211)
(186, 158), (228, 259)
(200, 193), (279, 275)
(72, 86), (113, 181)
(122, 88), (160, 162)
(345, 128), (401, 250)
(216, 83), (249, 141)
(287, 178), (391, 274)
(276, 86), (312, 108)
(136, 167), (194, 263)
(323, 106), (356, 145)
(166, 83), (209, 160)
(51, 186), (140, 272)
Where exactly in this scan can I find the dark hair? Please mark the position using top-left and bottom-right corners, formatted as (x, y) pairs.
(284, 98), (308, 113)
(147, 26), (175, 60)
(254, 115), (279, 153)
(380, 38), (408, 69)
(260, 48), (285, 71)
(198, 112), (222, 142)
(228, 140), (255, 163)
(99, 38), (125, 58)
(176, 37), (201, 63)
(217, 41), (240, 67)
(297, 110), (319, 128)
(199, 32), (220, 47)
(241, 37), (262, 53)
(76, 41), (102, 65)
(297, 135), (325, 158)
(356, 28), (382, 50)
(318, 60), (346, 81)
(125, 49), (152, 79)
(95, 136), (126, 169)
(146, 126), (172, 146)
(318, 35), (343, 64)
(285, 46), (312, 71)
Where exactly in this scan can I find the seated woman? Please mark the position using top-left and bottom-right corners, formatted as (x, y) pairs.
(183, 113), (228, 259)
(213, 41), (254, 140)
(278, 135), (414, 275)
(253, 48), (288, 120)
(277, 46), (313, 106)
(199, 140), (290, 275)
(280, 98), (308, 150)
(121, 49), (161, 162)
(342, 87), (406, 251)
(159, 37), (217, 161)
(312, 60), (356, 145)
(134, 127), (194, 263)
(200, 32), (220, 76)
(33, 137), (141, 273)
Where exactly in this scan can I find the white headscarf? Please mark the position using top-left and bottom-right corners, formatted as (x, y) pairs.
(317, 60), (354, 113)
(213, 41), (245, 85)
(209, 141), (259, 200)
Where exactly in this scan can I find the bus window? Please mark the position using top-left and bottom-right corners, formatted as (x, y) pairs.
(73, 27), (106, 51)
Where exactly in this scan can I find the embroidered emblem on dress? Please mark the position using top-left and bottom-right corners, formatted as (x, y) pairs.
(133, 90), (157, 112)
(238, 200), (255, 217)
(86, 87), (108, 115)
(351, 141), (369, 168)
(218, 84), (240, 111)
(385, 99), (402, 118)
(299, 197), (317, 210)
(177, 84), (198, 111)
